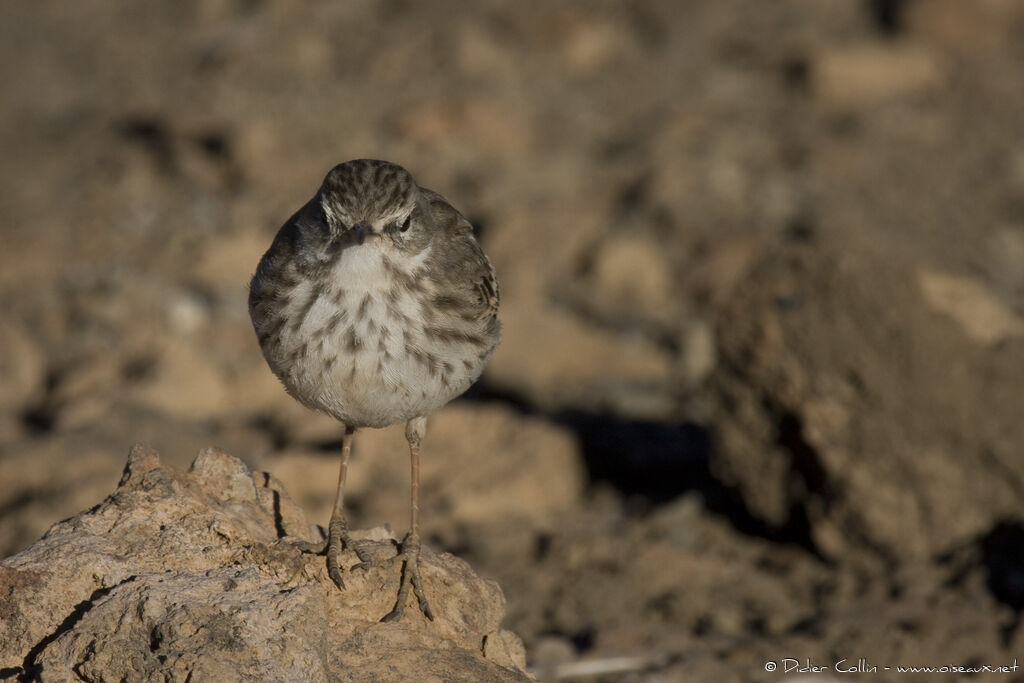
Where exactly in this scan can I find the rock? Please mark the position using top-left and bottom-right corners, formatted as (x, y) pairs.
(985, 226), (1024, 301)
(487, 298), (674, 414)
(815, 43), (946, 109)
(584, 233), (677, 327)
(0, 319), (45, 418)
(189, 229), (270, 296)
(705, 238), (1024, 564)
(46, 355), (123, 431)
(125, 338), (232, 421)
(530, 635), (577, 682)
(563, 21), (630, 73)
(677, 319), (716, 388)
(0, 444), (530, 681)
(418, 404), (584, 529)
(906, 0), (1019, 54)
(397, 99), (533, 158)
(917, 268), (1024, 345)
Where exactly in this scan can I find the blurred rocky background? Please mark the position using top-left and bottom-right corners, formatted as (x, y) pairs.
(2, 0), (1023, 681)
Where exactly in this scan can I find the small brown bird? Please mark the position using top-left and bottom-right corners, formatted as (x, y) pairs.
(249, 159), (500, 620)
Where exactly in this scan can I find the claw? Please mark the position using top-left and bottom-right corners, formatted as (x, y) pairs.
(381, 535), (434, 622)
(328, 562), (347, 590)
(350, 543), (375, 571)
(285, 526), (378, 588)
(269, 517), (369, 590)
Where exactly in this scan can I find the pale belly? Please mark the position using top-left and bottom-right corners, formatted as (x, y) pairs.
(254, 241), (493, 428)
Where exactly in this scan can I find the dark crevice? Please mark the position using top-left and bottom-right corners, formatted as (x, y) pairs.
(702, 351), (833, 557)
(257, 472), (288, 539)
(537, 627), (595, 655)
(191, 129), (244, 192)
(115, 117), (176, 173)
(865, 0), (907, 37)
(781, 55), (811, 93)
(534, 532), (553, 562)
(978, 521), (1024, 613)
(19, 368), (61, 435)
(701, 472), (825, 560)
(940, 519), (1024, 643)
(759, 404), (833, 559)
(776, 410), (832, 506)
(783, 216), (816, 243)
(271, 489), (286, 538)
(121, 354), (159, 383)
(148, 625), (162, 653)
(21, 577), (136, 678)
(195, 131), (230, 160)
(19, 405), (54, 435)
(614, 172), (651, 218)
(247, 414), (290, 451)
(569, 627), (594, 653)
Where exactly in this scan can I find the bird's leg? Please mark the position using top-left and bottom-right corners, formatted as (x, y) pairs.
(294, 425), (372, 589)
(382, 416), (435, 622)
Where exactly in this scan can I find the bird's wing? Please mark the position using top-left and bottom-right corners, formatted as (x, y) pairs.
(421, 189), (500, 328)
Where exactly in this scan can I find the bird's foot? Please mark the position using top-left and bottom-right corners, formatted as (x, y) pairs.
(381, 533), (434, 622)
(292, 520), (374, 590)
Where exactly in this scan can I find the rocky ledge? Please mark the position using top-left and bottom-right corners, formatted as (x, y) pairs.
(0, 444), (529, 682)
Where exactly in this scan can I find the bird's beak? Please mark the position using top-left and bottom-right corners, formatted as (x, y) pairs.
(352, 221), (372, 245)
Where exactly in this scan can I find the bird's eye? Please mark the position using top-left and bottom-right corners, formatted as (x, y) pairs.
(398, 215), (412, 233)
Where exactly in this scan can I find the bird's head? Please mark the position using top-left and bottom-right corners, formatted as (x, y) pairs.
(317, 159), (424, 245)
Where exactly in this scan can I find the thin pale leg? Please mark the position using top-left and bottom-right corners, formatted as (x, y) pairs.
(295, 425), (372, 589)
(382, 416), (435, 622)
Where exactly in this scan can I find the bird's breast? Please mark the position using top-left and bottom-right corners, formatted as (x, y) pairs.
(254, 241), (494, 427)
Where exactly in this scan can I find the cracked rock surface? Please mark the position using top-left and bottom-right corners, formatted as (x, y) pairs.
(0, 444), (528, 682)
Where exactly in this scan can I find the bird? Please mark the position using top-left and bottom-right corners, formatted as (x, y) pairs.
(248, 159), (500, 621)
